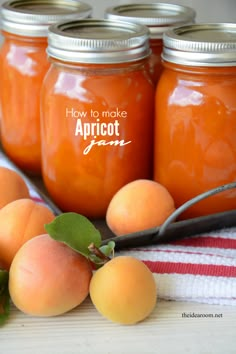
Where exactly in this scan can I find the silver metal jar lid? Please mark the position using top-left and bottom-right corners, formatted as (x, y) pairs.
(105, 3), (196, 39)
(0, 0), (92, 37)
(47, 19), (151, 64)
(162, 23), (236, 67)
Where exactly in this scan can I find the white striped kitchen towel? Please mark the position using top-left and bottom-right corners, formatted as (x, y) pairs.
(119, 231), (236, 306)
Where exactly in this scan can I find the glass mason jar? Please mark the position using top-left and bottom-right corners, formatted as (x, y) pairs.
(0, 0), (92, 174)
(41, 19), (155, 218)
(154, 23), (236, 219)
(105, 2), (196, 85)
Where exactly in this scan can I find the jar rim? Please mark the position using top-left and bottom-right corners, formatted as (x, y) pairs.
(0, 0), (92, 37)
(105, 2), (196, 39)
(162, 23), (236, 67)
(47, 18), (151, 64)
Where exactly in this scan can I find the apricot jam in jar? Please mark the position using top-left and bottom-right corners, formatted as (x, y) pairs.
(0, 0), (92, 174)
(154, 23), (236, 218)
(105, 3), (196, 84)
(41, 19), (155, 218)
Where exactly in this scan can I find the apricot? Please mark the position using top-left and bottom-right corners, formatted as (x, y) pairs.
(106, 179), (176, 235)
(9, 234), (93, 316)
(0, 166), (30, 208)
(89, 256), (157, 325)
(0, 198), (55, 270)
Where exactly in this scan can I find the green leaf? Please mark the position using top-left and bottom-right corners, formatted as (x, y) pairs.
(0, 270), (10, 326)
(45, 212), (102, 257)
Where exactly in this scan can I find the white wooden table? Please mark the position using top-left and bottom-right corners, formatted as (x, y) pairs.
(1, 299), (235, 354)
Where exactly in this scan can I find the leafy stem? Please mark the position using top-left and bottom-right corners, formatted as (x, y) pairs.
(45, 213), (116, 267)
(88, 243), (111, 263)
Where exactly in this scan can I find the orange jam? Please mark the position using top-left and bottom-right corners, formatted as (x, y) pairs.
(41, 19), (155, 218)
(154, 23), (236, 218)
(105, 3), (196, 84)
(0, 0), (92, 174)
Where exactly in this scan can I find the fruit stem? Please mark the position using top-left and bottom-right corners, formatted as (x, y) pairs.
(88, 243), (111, 263)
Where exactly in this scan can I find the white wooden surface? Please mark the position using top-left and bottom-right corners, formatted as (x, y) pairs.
(1, 299), (235, 354)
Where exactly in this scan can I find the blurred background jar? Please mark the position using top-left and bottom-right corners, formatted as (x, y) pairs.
(154, 23), (236, 218)
(41, 19), (155, 218)
(105, 2), (196, 85)
(0, 0), (92, 174)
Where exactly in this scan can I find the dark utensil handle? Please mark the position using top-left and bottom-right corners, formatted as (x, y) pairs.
(103, 182), (236, 250)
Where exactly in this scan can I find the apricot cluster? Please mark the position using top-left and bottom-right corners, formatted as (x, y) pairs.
(0, 167), (162, 325)
(0, 167), (55, 270)
(0, 167), (92, 318)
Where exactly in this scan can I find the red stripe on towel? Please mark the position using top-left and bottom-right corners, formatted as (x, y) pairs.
(143, 260), (236, 277)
